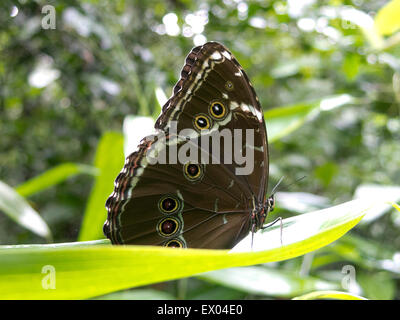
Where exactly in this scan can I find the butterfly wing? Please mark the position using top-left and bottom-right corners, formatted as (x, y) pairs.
(104, 134), (252, 249)
(104, 42), (269, 249)
(156, 42), (269, 204)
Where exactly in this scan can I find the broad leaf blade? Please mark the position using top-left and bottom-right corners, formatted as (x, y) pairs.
(0, 181), (52, 240)
(78, 132), (124, 241)
(16, 163), (98, 197)
(293, 290), (367, 300)
(199, 266), (339, 298)
(265, 94), (355, 142)
(230, 199), (370, 253)
(0, 199), (380, 299)
(374, 0), (400, 36)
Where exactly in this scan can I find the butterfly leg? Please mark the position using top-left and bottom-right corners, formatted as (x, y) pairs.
(251, 223), (256, 249)
(262, 217), (283, 245)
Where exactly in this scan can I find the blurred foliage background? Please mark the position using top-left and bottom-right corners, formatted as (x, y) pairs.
(0, 0), (399, 299)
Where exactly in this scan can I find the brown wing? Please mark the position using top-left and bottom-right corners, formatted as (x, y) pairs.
(104, 42), (269, 249)
(156, 42), (269, 204)
(104, 134), (252, 249)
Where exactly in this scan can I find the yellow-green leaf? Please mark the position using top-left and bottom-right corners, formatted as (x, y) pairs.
(293, 290), (367, 300)
(0, 198), (381, 299)
(265, 94), (355, 143)
(78, 132), (124, 241)
(374, 0), (400, 36)
(16, 163), (98, 197)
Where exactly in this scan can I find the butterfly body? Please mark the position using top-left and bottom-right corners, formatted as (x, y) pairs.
(104, 42), (274, 249)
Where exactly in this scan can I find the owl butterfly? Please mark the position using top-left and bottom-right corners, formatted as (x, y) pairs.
(103, 41), (275, 249)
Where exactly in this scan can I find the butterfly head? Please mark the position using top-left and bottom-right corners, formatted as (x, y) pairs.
(266, 194), (275, 213)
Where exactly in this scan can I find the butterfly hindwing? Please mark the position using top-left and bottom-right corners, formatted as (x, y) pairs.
(105, 135), (251, 248)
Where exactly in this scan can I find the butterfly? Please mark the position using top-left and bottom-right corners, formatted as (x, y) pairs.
(103, 41), (275, 249)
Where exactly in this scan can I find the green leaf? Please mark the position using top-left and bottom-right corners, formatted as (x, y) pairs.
(16, 163), (98, 197)
(93, 289), (175, 300)
(358, 271), (396, 300)
(326, 234), (396, 267)
(230, 198), (368, 253)
(337, 6), (384, 50)
(314, 162), (339, 188)
(265, 94), (355, 143)
(199, 266), (339, 298)
(392, 202), (400, 212)
(292, 290), (367, 300)
(0, 198), (379, 299)
(317, 231), (400, 275)
(78, 132), (125, 241)
(374, 0), (400, 36)
(0, 181), (52, 240)
(342, 53), (361, 81)
(189, 286), (245, 300)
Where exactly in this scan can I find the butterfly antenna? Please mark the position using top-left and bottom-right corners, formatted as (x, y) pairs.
(270, 176), (285, 196)
(286, 175), (306, 190)
(270, 175), (307, 196)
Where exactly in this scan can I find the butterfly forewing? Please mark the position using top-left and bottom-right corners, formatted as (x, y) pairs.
(156, 42), (268, 203)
